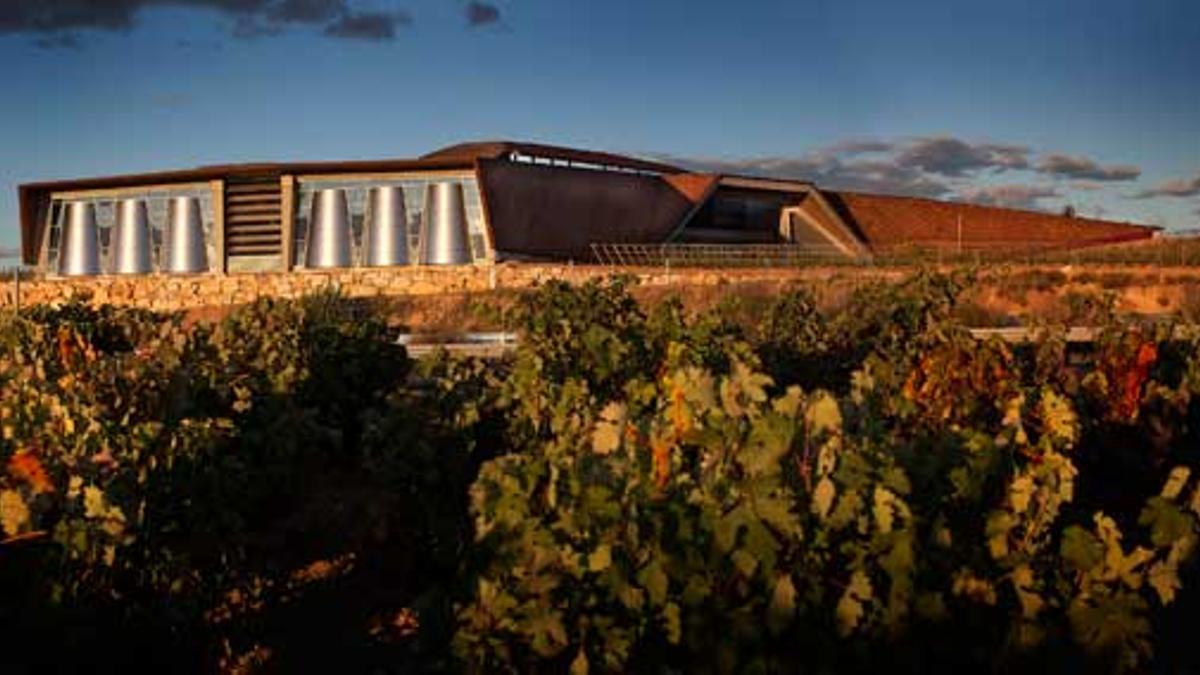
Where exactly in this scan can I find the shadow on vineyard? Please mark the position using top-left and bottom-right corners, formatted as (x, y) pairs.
(3, 273), (1200, 673)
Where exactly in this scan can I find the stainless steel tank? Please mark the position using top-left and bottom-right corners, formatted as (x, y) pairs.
(365, 186), (409, 266)
(164, 196), (209, 273)
(419, 182), (472, 265)
(112, 199), (153, 274)
(58, 202), (101, 276)
(305, 188), (352, 268)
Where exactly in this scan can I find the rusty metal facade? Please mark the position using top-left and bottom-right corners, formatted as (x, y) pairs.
(476, 159), (705, 261)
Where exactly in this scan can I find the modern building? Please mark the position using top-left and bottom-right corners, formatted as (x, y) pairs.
(16, 140), (1158, 275)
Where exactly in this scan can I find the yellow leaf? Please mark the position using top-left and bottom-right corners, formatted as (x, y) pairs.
(1011, 565), (1043, 619)
(952, 569), (997, 606)
(836, 570), (872, 636)
(0, 489), (30, 537)
(1001, 395), (1025, 429)
(805, 392), (842, 435)
(591, 403), (626, 456)
(812, 478), (836, 520)
(1039, 389), (1079, 446)
(1162, 466), (1191, 500)
(588, 544), (612, 572)
(767, 574), (797, 635)
(1148, 560), (1180, 605)
(873, 487), (897, 534)
(569, 649), (589, 675)
(83, 485), (107, 519)
(1009, 475), (1035, 515)
(663, 602), (682, 645)
(987, 511), (1014, 560)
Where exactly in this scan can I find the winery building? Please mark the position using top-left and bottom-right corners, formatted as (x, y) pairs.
(16, 140), (1158, 276)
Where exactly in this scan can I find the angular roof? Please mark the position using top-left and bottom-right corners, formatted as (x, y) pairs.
(421, 140), (682, 174)
(823, 190), (1158, 252)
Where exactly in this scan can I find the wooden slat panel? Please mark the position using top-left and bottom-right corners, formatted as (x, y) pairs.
(224, 176), (284, 261)
(228, 246), (283, 255)
(226, 182), (280, 195)
(226, 193), (281, 205)
(223, 223), (281, 235)
(227, 234), (282, 245)
(226, 213), (282, 225)
(227, 238), (281, 245)
(227, 202), (280, 215)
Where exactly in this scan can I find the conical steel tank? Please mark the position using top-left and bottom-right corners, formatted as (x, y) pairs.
(112, 199), (153, 274)
(419, 182), (472, 265)
(58, 202), (100, 276)
(163, 196), (209, 273)
(305, 189), (352, 268)
(365, 186), (409, 266)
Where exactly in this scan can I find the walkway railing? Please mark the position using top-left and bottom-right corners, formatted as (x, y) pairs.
(591, 236), (1200, 269)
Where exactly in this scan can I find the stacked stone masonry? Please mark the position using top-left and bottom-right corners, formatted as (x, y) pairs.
(0, 265), (859, 311)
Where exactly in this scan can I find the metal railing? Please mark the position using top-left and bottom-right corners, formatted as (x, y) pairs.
(591, 237), (1200, 269)
(591, 243), (850, 267)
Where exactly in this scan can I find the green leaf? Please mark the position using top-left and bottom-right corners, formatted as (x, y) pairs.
(681, 574), (711, 607)
(715, 506), (747, 554)
(1061, 526), (1103, 572)
(526, 608), (569, 657)
(753, 493), (801, 539)
(1138, 498), (1194, 549)
(731, 550), (759, 578)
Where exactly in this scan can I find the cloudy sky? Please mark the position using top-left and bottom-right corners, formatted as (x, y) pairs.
(1, 0), (1199, 259)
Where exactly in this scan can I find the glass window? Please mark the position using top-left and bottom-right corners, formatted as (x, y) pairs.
(294, 174), (489, 267)
(44, 187), (215, 275)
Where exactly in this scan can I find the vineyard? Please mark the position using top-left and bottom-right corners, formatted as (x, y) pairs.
(4, 272), (1200, 673)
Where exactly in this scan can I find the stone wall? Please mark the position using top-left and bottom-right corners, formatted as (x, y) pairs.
(0, 264), (856, 311)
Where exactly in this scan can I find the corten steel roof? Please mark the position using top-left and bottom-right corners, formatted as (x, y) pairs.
(421, 141), (681, 174)
(823, 191), (1159, 252)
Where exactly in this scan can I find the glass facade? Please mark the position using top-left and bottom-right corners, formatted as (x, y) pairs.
(44, 186), (216, 275)
(294, 174), (489, 268)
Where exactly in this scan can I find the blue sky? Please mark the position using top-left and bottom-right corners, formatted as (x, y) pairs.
(2, 0), (1199, 259)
